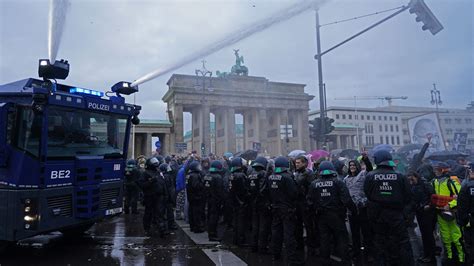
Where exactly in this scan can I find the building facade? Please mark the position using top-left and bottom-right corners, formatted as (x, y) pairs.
(309, 102), (474, 153)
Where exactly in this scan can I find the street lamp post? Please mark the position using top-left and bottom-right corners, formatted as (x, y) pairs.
(430, 83), (442, 112)
(195, 60), (213, 156)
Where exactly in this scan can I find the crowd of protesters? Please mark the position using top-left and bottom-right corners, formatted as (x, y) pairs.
(123, 138), (474, 266)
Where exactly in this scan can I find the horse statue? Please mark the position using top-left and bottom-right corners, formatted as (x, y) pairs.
(231, 49), (248, 76)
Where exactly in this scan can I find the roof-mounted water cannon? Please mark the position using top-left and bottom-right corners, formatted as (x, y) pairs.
(38, 59), (70, 80)
(110, 81), (141, 125)
(111, 81), (139, 96)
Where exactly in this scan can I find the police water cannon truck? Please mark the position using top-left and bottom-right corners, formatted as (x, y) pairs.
(0, 59), (141, 250)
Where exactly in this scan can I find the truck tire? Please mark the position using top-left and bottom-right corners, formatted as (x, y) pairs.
(60, 223), (95, 237)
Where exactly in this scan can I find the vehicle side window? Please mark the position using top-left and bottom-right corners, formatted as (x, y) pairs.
(6, 106), (17, 145)
(12, 107), (41, 157)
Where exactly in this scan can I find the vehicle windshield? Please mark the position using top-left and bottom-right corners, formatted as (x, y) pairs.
(47, 106), (128, 159)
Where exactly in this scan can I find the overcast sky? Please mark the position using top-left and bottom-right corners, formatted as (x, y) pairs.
(1, 0), (473, 126)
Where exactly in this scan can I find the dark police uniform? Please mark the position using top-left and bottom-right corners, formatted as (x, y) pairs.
(307, 161), (356, 266)
(457, 173), (474, 264)
(294, 167), (316, 250)
(364, 150), (414, 266)
(186, 162), (206, 233)
(204, 161), (225, 241)
(124, 160), (141, 214)
(139, 158), (166, 237)
(249, 157), (271, 253)
(229, 157), (249, 246)
(268, 157), (302, 265)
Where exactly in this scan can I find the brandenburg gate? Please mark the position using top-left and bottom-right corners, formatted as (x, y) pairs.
(163, 74), (314, 156)
(163, 51), (313, 156)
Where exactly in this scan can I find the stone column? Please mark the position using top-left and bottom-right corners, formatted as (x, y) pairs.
(191, 107), (201, 153)
(336, 135), (341, 149)
(279, 109), (289, 156)
(299, 110), (310, 151)
(257, 109), (268, 154)
(142, 133), (151, 156)
(243, 109), (258, 150)
(170, 104), (183, 153)
(224, 108), (236, 153)
(201, 105), (211, 156)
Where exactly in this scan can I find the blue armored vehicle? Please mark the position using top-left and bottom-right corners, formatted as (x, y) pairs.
(0, 59), (141, 249)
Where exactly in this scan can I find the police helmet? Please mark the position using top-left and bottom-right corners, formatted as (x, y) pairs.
(155, 155), (164, 165)
(274, 156), (289, 174)
(373, 150), (395, 167)
(230, 157), (244, 173)
(252, 156), (268, 170)
(318, 161), (337, 176)
(165, 156), (172, 163)
(127, 159), (137, 166)
(145, 157), (160, 170)
(209, 160), (224, 173)
(188, 161), (202, 173)
(433, 161), (450, 169)
(159, 163), (171, 173)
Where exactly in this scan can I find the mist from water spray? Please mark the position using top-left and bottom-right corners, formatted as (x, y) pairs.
(48, 0), (70, 64)
(131, 0), (327, 87)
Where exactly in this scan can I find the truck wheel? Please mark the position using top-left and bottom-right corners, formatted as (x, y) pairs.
(60, 223), (95, 237)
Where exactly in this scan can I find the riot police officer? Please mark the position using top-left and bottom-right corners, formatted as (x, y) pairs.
(186, 161), (206, 233)
(204, 160), (226, 241)
(139, 157), (167, 237)
(308, 161), (356, 265)
(364, 150), (414, 265)
(293, 155), (316, 252)
(458, 163), (474, 264)
(268, 156), (302, 265)
(229, 157), (249, 246)
(124, 159), (141, 214)
(160, 163), (178, 230)
(248, 156), (271, 253)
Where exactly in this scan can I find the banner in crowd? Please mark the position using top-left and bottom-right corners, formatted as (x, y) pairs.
(407, 113), (446, 151)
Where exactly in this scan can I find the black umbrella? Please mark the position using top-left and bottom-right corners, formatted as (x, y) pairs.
(236, 149), (258, 161)
(397, 144), (424, 154)
(340, 149), (360, 159)
(426, 150), (468, 161)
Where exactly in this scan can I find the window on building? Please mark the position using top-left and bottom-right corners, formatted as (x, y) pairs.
(384, 116), (387, 121)
(465, 118), (472, 124)
(386, 136), (389, 144)
(385, 125), (388, 132)
(446, 129), (453, 135)
(379, 125), (383, 132)
(373, 116), (376, 120)
(380, 136), (384, 144)
(390, 125), (394, 132)
(378, 116), (382, 120)
(395, 117), (398, 121)
(396, 136), (400, 145)
(336, 114), (340, 119)
(361, 115), (364, 120)
(403, 129), (408, 136)
(342, 114), (346, 119)
(455, 118), (462, 124)
(367, 115), (370, 120)
(348, 114), (352, 119)
(468, 139), (474, 145)
(456, 128), (463, 132)
(391, 136), (395, 145)
(389, 116), (393, 121)
(396, 125), (399, 132)
(445, 118), (451, 124)
(468, 129), (474, 134)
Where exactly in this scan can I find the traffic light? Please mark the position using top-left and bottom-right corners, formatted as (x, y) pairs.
(324, 117), (335, 135)
(408, 0), (443, 35)
(309, 117), (321, 141)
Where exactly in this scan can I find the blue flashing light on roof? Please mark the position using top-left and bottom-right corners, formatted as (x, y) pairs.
(69, 87), (104, 97)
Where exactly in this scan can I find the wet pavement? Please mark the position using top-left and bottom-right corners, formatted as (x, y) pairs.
(0, 213), (214, 266)
(0, 210), (443, 266)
